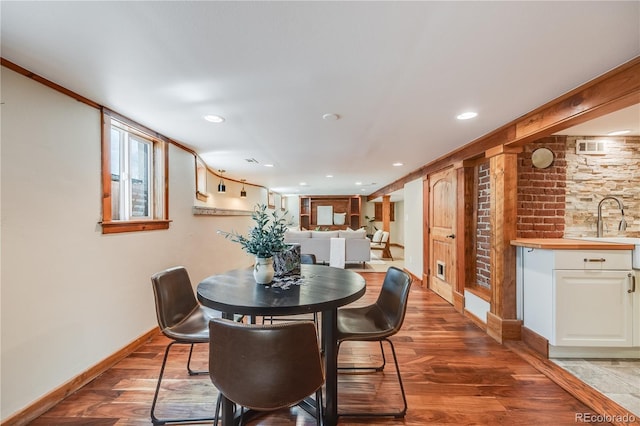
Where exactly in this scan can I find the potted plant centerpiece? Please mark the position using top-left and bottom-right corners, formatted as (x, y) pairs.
(218, 204), (291, 284)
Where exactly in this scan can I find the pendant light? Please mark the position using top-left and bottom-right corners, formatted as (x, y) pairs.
(217, 170), (226, 193)
(240, 179), (247, 198)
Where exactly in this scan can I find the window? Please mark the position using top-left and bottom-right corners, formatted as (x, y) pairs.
(374, 202), (395, 221)
(195, 157), (208, 201)
(268, 191), (275, 209)
(101, 110), (169, 233)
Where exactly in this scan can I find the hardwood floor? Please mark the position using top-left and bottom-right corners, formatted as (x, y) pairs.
(30, 272), (625, 425)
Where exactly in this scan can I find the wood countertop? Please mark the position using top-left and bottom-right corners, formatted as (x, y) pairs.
(510, 238), (635, 250)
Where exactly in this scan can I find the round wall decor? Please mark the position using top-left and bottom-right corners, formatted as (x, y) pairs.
(531, 147), (554, 169)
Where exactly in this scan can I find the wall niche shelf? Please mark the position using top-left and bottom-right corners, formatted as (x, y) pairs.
(299, 195), (361, 230)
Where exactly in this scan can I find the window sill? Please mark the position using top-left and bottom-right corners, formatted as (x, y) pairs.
(465, 284), (491, 302)
(101, 220), (171, 234)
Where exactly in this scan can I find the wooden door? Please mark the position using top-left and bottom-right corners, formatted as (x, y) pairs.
(428, 168), (457, 304)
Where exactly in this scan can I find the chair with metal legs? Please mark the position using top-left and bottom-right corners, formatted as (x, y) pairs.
(336, 266), (412, 418)
(209, 318), (325, 426)
(149, 266), (221, 425)
(300, 253), (317, 265)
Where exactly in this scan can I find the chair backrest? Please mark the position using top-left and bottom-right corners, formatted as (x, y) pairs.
(209, 319), (324, 411)
(300, 253), (317, 264)
(151, 266), (199, 330)
(380, 231), (390, 243)
(371, 229), (383, 243)
(375, 266), (412, 335)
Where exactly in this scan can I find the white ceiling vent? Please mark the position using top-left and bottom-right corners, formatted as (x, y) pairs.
(576, 139), (607, 155)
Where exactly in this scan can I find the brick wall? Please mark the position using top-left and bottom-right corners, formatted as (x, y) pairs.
(476, 161), (491, 289)
(471, 135), (638, 291)
(517, 137), (567, 238)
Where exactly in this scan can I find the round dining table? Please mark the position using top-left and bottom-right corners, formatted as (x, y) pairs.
(197, 264), (366, 426)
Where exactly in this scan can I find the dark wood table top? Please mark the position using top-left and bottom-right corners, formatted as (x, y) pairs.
(197, 264), (366, 316)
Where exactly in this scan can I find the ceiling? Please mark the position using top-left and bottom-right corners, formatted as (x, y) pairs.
(555, 104), (640, 137)
(2, 2), (639, 199)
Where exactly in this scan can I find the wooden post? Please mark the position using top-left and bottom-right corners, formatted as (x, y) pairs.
(422, 178), (430, 288)
(453, 161), (475, 314)
(382, 195), (391, 233)
(486, 145), (522, 343)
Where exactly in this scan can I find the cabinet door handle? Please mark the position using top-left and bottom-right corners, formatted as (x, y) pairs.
(583, 258), (606, 263)
(629, 273), (636, 294)
(446, 234), (456, 239)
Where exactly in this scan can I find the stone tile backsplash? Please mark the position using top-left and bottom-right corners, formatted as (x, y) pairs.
(564, 136), (639, 238)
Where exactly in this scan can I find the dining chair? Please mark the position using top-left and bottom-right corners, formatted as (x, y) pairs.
(149, 266), (221, 425)
(336, 266), (412, 418)
(300, 253), (317, 264)
(209, 318), (325, 426)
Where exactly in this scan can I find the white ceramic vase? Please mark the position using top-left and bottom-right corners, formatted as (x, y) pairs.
(253, 256), (275, 284)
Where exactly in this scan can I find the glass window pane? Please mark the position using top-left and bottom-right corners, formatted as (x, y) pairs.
(110, 127), (122, 220)
(110, 128), (121, 177)
(129, 136), (150, 218)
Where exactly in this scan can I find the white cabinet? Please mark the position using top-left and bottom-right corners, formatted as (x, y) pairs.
(555, 269), (633, 346)
(517, 246), (638, 356)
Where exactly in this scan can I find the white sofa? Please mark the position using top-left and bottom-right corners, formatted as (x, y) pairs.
(284, 229), (371, 265)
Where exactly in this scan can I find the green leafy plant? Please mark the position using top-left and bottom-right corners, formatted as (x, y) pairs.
(365, 215), (378, 232)
(218, 204), (291, 258)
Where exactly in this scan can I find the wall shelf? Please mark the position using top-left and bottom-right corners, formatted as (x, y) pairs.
(299, 195), (361, 230)
(192, 206), (253, 216)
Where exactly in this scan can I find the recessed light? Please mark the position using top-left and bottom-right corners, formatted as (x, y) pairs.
(326, 174), (333, 178)
(204, 114), (225, 123)
(264, 164), (274, 168)
(392, 162), (403, 167)
(355, 182), (362, 186)
(322, 113), (340, 121)
(456, 111), (478, 120)
(607, 129), (631, 136)
(300, 182), (308, 186)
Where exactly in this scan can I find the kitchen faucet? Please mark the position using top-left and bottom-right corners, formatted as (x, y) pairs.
(596, 196), (627, 237)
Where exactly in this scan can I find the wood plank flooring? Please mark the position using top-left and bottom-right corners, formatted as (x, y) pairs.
(29, 272), (625, 425)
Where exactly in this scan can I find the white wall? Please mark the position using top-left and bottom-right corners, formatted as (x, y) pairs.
(0, 68), (256, 419)
(403, 178), (423, 278)
(362, 200), (404, 245)
(393, 200), (405, 246)
(285, 195), (300, 225)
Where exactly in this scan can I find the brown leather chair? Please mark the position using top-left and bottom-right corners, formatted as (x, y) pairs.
(150, 266), (220, 425)
(209, 318), (324, 426)
(336, 266), (412, 418)
(300, 253), (317, 265)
